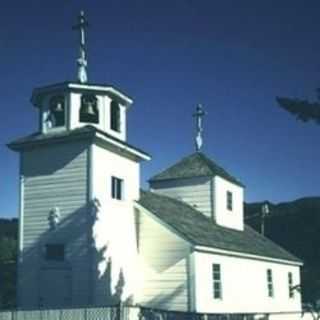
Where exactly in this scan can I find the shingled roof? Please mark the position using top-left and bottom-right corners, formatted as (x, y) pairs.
(138, 190), (301, 263)
(149, 152), (244, 187)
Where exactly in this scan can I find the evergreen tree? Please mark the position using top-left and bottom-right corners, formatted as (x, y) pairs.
(276, 92), (320, 123)
(0, 235), (17, 309)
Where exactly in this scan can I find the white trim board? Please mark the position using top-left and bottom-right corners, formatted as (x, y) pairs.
(194, 245), (303, 267)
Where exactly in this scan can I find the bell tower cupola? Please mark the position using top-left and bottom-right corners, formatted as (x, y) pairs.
(31, 11), (132, 142)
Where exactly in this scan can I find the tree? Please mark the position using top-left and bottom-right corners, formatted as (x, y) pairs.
(276, 93), (320, 123)
(0, 237), (17, 309)
(302, 301), (320, 320)
(0, 237), (17, 263)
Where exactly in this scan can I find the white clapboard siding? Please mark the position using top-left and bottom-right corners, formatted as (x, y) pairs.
(19, 140), (90, 308)
(137, 209), (191, 312)
(193, 251), (302, 315)
(150, 177), (213, 218)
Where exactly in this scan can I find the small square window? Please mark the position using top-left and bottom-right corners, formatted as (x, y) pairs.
(111, 176), (123, 200)
(45, 244), (65, 261)
(227, 191), (233, 211)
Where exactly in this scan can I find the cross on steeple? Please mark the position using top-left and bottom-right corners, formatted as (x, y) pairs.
(72, 11), (89, 83)
(193, 104), (206, 152)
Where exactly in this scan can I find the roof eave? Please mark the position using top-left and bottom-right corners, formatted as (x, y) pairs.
(95, 132), (151, 161)
(194, 245), (303, 266)
(149, 174), (245, 188)
(7, 130), (94, 152)
(8, 128), (151, 162)
(31, 81), (133, 108)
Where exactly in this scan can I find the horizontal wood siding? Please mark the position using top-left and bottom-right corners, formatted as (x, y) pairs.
(150, 177), (213, 218)
(19, 140), (90, 308)
(138, 209), (190, 311)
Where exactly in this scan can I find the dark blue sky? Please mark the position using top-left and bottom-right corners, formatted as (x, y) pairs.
(1, 1), (320, 217)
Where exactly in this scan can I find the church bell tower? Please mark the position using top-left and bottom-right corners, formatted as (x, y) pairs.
(8, 11), (150, 309)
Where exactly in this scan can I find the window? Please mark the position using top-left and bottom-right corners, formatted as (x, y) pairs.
(288, 272), (294, 298)
(111, 176), (123, 200)
(79, 94), (99, 124)
(45, 244), (65, 261)
(227, 191), (233, 211)
(110, 100), (121, 132)
(267, 269), (274, 297)
(49, 96), (65, 127)
(212, 264), (222, 299)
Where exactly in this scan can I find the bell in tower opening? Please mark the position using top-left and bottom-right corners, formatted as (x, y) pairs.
(79, 94), (99, 124)
(48, 95), (65, 128)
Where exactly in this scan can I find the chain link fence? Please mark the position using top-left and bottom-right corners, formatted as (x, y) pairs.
(138, 307), (261, 320)
(0, 306), (120, 320)
(0, 306), (307, 320)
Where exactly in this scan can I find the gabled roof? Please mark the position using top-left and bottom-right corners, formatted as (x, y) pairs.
(149, 152), (244, 187)
(7, 125), (151, 161)
(138, 190), (301, 264)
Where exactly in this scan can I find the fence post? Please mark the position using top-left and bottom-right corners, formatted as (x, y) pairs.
(119, 303), (124, 320)
(116, 303), (121, 320)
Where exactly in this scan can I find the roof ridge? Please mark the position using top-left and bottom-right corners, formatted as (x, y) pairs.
(199, 152), (243, 185)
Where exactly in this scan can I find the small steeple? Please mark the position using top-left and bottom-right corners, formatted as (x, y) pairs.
(72, 11), (89, 83)
(193, 104), (206, 152)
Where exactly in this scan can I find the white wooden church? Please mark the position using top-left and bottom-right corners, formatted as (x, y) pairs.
(8, 12), (303, 318)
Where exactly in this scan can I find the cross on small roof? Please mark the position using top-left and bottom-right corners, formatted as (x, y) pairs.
(193, 104), (206, 152)
(72, 11), (89, 83)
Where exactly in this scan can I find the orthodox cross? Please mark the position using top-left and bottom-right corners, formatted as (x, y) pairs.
(72, 11), (89, 83)
(193, 104), (206, 152)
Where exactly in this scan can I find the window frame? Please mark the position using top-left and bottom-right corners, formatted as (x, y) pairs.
(226, 191), (233, 211)
(267, 269), (274, 298)
(111, 176), (123, 200)
(212, 263), (222, 300)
